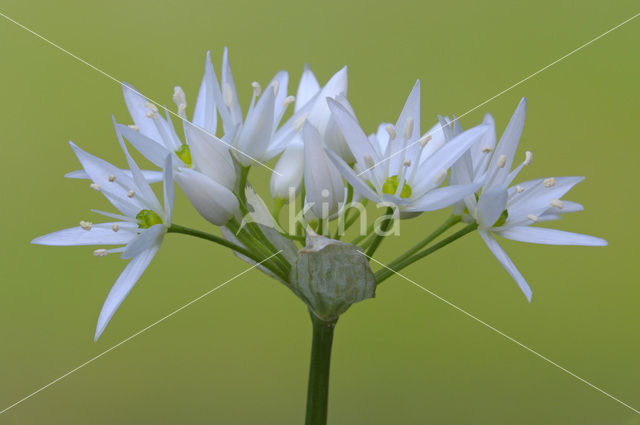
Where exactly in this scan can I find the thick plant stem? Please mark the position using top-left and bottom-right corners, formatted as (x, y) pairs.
(305, 312), (337, 425)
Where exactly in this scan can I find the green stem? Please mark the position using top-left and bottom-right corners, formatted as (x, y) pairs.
(375, 222), (478, 283)
(305, 312), (336, 425)
(351, 222), (375, 245)
(365, 207), (395, 257)
(386, 215), (461, 271)
(168, 224), (287, 281)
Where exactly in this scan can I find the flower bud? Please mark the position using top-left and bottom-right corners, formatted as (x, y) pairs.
(175, 168), (240, 226)
(290, 234), (376, 321)
(303, 124), (345, 219)
(270, 141), (304, 201)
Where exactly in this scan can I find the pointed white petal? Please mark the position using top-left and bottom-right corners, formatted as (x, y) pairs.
(94, 244), (160, 340)
(326, 98), (377, 169)
(31, 222), (138, 246)
(269, 70), (289, 125)
(122, 82), (162, 142)
(270, 141), (304, 199)
(175, 168), (240, 226)
(235, 86), (275, 165)
(163, 155), (174, 223)
(405, 183), (481, 212)
(307, 66), (348, 134)
(326, 149), (379, 202)
(184, 122), (236, 189)
(394, 79), (421, 140)
(484, 98), (526, 188)
(295, 64), (321, 111)
(479, 230), (532, 301)
(116, 123), (172, 168)
(221, 47), (243, 127)
(122, 223), (165, 260)
(496, 226), (607, 246)
(508, 176), (584, 222)
(477, 185), (508, 228)
(303, 124), (345, 218)
(192, 51), (218, 135)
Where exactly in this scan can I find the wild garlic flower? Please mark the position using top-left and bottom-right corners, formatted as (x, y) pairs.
(32, 132), (175, 340)
(451, 98), (607, 301)
(326, 80), (488, 214)
(270, 65), (350, 200)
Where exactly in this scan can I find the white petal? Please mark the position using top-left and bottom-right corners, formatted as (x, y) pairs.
(221, 47), (243, 127)
(175, 168), (240, 226)
(235, 86), (275, 165)
(405, 183), (480, 212)
(184, 122), (236, 189)
(484, 98), (526, 188)
(163, 155), (174, 223)
(295, 64), (321, 111)
(477, 185), (508, 228)
(116, 123), (172, 168)
(479, 230), (532, 301)
(394, 79), (421, 140)
(496, 226), (607, 246)
(192, 51), (218, 135)
(65, 168), (163, 183)
(269, 70), (289, 125)
(94, 244), (160, 340)
(270, 141), (304, 199)
(303, 124), (345, 218)
(122, 223), (165, 260)
(307, 66), (348, 134)
(326, 149), (379, 202)
(508, 176), (584, 222)
(122, 82), (162, 143)
(326, 98), (377, 170)
(413, 124), (488, 195)
(31, 222), (138, 246)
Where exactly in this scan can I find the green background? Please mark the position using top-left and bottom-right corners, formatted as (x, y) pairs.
(1, 1), (638, 424)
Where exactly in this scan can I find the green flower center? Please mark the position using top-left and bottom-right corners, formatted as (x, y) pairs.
(136, 209), (163, 228)
(382, 175), (412, 198)
(175, 144), (192, 167)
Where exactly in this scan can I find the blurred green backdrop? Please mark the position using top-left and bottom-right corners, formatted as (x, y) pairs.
(1, 1), (638, 424)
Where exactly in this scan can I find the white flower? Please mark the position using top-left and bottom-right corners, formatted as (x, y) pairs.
(326, 80), (487, 214)
(302, 123), (345, 219)
(270, 65), (350, 200)
(31, 134), (175, 340)
(452, 98), (607, 301)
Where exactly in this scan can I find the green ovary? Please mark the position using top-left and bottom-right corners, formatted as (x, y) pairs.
(136, 209), (163, 228)
(382, 175), (412, 198)
(175, 144), (192, 167)
(493, 209), (509, 227)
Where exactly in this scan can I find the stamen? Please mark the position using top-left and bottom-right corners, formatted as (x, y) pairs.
(80, 221), (93, 230)
(251, 81), (262, 97)
(403, 159), (412, 167)
(524, 151), (533, 165)
(515, 185), (524, 193)
(550, 199), (564, 209)
(282, 95), (296, 108)
(363, 155), (375, 169)
(144, 102), (158, 112)
(527, 214), (540, 222)
(386, 125), (396, 141)
(417, 133), (432, 148)
(321, 189), (330, 198)
(544, 178), (557, 188)
(434, 169), (447, 186)
(223, 83), (233, 107)
(145, 110), (157, 119)
(271, 80), (280, 98)
(177, 104), (187, 117)
(403, 117), (414, 139)
(112, 223), (120, 232)
(90, 183), (101, 191)
(482, 146), (492, 154)
(127, 190), (135, 198)
(93, 249), (108, 257)
(292, 113), (307, 132)
(128, 125), (140, 131)
(497, 154), (507, 168)
(172, 86), (186, 107)
(108, 174), (116, 182)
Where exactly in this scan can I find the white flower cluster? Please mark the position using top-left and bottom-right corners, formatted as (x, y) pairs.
(32, 48), (606, 339)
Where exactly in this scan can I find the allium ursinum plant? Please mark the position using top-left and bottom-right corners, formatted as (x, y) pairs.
(32, 48), (606, 425)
